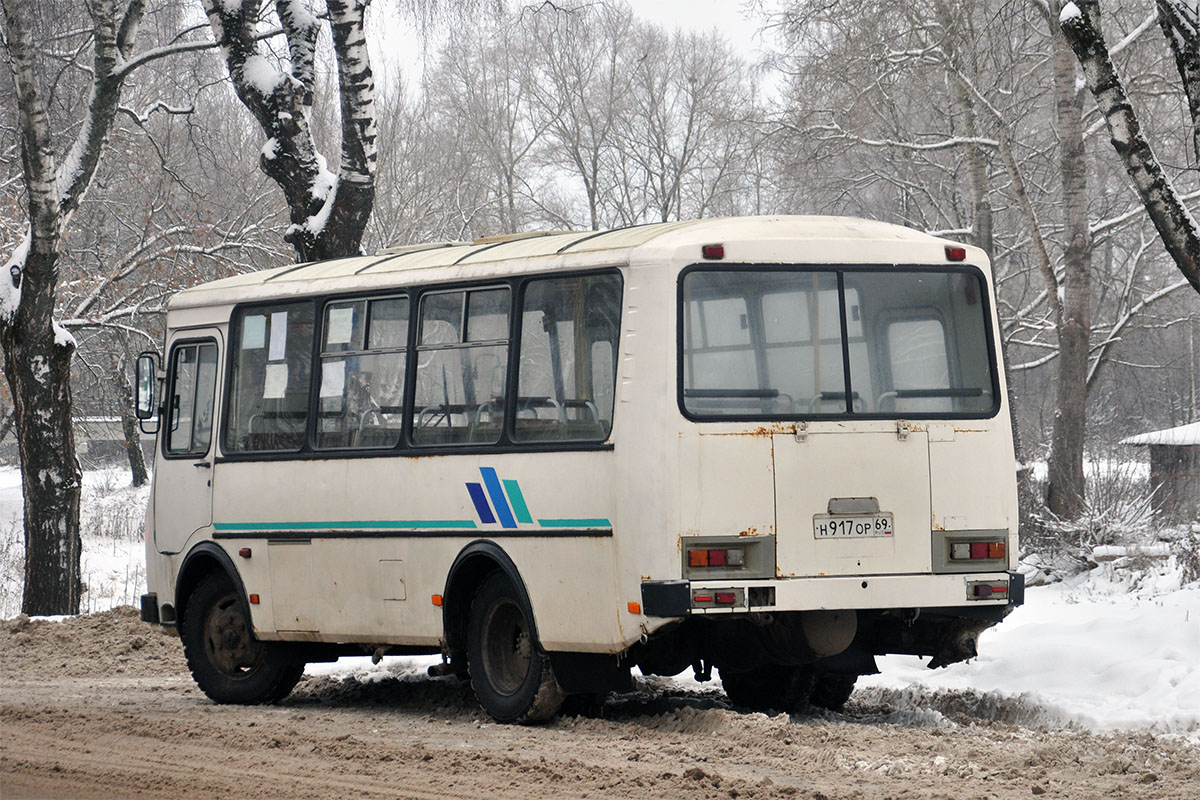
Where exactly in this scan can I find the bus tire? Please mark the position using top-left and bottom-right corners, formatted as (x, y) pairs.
(721, 664), (813, 712)
(182, 573), (304, 705)
(467, 571), (564, 723)
(809, 672), (857, 712)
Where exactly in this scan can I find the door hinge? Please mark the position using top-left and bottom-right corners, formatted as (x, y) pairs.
(794, 421), (808, 442)
(896, 420), (910, 441)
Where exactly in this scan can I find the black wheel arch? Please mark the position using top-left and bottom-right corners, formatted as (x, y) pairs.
(176, 541), (251, 631)
(442, 540), (537, 659)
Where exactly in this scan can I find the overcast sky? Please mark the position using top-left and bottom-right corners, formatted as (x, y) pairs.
(626, 0), (770, 59)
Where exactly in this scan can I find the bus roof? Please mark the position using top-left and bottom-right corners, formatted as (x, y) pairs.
(168, 215), (980, 310)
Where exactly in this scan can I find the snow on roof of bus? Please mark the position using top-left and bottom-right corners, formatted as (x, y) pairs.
(168, 216), (962, 309)
(1121, 421), (1200, 447)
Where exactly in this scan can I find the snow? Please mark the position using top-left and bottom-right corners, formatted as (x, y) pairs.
(1123, 420), (1200, 446)
(2, 463), (1199, 741)
(0, 466), (148, 618)
(52, 320), (76, 349)
(242, 54), (287, 95)
(261, 137), (279, 161)
(1059, 2), (1082, 24)
(859, 566), (1200, 741)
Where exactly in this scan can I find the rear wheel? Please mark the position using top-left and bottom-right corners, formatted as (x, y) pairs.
(182, 573), (304, 704)
(720, 664), (813, 712)
(467, 572), (564, 723)
(809, 672), (858, 711)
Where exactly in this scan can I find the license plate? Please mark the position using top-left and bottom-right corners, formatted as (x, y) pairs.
(813, 513), (894, 539)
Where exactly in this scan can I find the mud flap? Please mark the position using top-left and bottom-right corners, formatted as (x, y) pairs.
(548, 652), (632, 695)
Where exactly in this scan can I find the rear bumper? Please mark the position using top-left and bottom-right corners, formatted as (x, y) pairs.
(642, 570), (1023, 618)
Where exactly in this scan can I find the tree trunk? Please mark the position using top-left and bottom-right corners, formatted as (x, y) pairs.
(1046, 3), (1093, 520)
(203, 0), (376, 262)
(2, 0), (145, 614)
(1157, 0), (1200, 163)
(118, 370), (148, 487)
(2, 326), (83, 615)
(1061, 0), (1200, 293)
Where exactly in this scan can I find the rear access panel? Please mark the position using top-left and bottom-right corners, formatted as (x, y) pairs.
(773, 427), (931, 578)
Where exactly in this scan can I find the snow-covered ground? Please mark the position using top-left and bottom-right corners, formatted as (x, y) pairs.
(1, 464), (1198, 741)
(859, 567), (1200, 740)
(0, 465), (149, 617)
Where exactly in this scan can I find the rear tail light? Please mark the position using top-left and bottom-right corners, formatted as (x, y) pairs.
(686, 548), (746, 568)
(691, 587), (745, 609)
(950, 539), (1007, 561)
(968, 581), (1009, 600)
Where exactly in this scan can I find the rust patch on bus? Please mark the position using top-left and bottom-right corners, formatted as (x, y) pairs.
(707, 422), (799, 438)
(932, 513), (945, 531)
(738, 526), (758, 536)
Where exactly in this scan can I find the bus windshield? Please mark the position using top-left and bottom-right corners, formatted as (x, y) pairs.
(681, 267), (998, 419)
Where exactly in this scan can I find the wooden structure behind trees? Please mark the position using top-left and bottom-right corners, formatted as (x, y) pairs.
(1123, 422), (1200, 525)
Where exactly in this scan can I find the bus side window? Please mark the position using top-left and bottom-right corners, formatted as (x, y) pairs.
(412, 287), (510, 446)
(316, 296), (408, 449)
(515, 273), (622, 442)
(166, 342), (218, 456)
(224, 302), (315, 453)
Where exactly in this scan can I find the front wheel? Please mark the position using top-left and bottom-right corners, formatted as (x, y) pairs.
(182, 573), (304, 704)
(467, 572), (564, 723)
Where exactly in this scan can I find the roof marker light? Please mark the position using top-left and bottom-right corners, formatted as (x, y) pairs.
(702, 244), (725, 260)
(945, 245), (967, 261)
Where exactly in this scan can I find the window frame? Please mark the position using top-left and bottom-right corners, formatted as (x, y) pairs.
(213, 268), (623, 463)
(162, 337), (220, 460)
(410, 284), (512, 448)
(312, 293), (411, 452)
(676, 263), (1001, 423)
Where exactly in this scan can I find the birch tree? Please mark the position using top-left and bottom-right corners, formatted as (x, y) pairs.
(201, 0), (377, 261)
(0, 0), (217, 614)
(1060, 0), (1200, 293)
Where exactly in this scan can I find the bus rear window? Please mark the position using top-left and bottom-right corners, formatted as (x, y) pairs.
(680, 267), (996, 419)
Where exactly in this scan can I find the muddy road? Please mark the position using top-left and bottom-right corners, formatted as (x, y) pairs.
(2, 609), (1196, 799)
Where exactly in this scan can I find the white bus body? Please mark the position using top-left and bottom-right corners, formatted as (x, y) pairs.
(138, 216), (1021, 721)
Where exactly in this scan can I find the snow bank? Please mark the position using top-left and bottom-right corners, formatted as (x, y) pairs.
(860, 569), (1200, 740)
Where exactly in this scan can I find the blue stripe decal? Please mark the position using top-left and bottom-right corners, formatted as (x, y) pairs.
(503, 480), (534, 524)
(480, 467), (517, 528)
(538, 518), (613, 528)
(466, 483), (495, 524)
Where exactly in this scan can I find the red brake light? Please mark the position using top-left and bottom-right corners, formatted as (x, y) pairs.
(714, 592), (737, 605)
(702, 244), (725, 260)
(708, 549), (727, 567)
(970, 542), (989, 559)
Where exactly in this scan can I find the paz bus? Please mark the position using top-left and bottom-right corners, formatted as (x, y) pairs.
(136, 215), (1021, 722)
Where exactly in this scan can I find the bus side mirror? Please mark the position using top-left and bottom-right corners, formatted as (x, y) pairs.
(135, 352), (159, 431)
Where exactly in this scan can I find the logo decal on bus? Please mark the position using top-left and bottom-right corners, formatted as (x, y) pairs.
(466, 467), (532, 529)
(466, 467), (612, 530)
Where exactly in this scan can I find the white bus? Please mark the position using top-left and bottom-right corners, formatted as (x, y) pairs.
(136, 216), (1021, 722)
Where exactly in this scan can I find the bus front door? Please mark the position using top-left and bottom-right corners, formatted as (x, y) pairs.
(153, 332), (221, 554)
